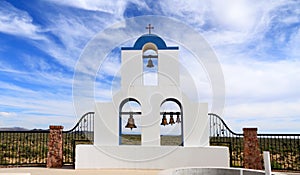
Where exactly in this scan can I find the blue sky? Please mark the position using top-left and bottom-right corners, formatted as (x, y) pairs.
(0, 0), (300, 133)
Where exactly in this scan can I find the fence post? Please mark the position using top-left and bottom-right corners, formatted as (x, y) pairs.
(243, 128), (262, 170)
(47, 125), (64, 168)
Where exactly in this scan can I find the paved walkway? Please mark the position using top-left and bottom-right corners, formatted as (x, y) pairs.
(1, 168), (300, 175)
(0, 168), (160, 175)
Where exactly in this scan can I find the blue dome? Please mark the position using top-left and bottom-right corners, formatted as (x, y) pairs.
(133, 34), (167, 49)
(121, 34), (178, 50)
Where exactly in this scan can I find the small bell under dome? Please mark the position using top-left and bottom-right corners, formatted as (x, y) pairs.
(146, 58), (154, 68)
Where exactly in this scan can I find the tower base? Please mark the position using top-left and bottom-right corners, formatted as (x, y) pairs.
(75, 145), (229, 169)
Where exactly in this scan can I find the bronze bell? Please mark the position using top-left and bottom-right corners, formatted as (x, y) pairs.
(176, 112), (181, 123)
(161, 113), (168, 126)
(125, 113), (137, 130)
(146, 58), (154, 68)
(169, 112), (175, 125)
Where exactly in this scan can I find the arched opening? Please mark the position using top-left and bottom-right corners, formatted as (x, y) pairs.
(160, 98), (183, 146)
(143, 42), (158, 86)
(119, 98), (141, 145)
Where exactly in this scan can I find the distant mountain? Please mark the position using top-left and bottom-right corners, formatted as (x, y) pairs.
(31, 128), (49, 131)
(0, 127), (29, 131)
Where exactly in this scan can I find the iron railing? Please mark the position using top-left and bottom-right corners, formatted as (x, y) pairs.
(1, 111), (300, 171)
(209, 113), (300, 171)
(0, 130), (49, 166)
(0, 112), (94, 167)
(258, 133), (300, 171)
(62, 112), (94, 165)
(209, 113), (244, 167)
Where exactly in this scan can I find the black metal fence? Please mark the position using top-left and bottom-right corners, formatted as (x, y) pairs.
(0, 112), (94, 167)
(1, 111), (300, 171)
(258, 134), (300, 171)
(0, 130), (49, 166)
(209, 113), (300, 171)
(209, 113), (244, 167)
(63, 112), (94, 165)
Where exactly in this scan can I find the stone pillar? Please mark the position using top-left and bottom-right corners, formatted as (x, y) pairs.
(47, 125), (64, 168)
(243, 128), (262, 170)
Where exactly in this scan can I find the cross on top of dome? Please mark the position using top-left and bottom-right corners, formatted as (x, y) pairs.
(145, 24), (154, 34)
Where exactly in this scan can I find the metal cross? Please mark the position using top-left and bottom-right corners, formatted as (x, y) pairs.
(146, 24), (154, 34)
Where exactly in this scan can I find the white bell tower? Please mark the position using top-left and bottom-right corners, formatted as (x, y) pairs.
(76, 25), (229, 169)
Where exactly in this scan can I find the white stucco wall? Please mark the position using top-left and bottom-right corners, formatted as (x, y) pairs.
(94, 102), (118, 146)
(158, 50), (179, 86)
(121, 50), (143, 87)
(76, 145), (229, 169)
(94, 86), (209, 147)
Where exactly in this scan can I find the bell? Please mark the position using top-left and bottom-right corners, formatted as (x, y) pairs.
(176, 112), (181, 123)
(161, 113), (168, 126)
(146, 58), (154, 68)
(125, 113), (137, 130)
(169, 112), (175, 125)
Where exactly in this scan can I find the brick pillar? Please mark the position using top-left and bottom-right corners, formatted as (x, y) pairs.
(47, 125), (64, 168)
(243, 128), (262, 170)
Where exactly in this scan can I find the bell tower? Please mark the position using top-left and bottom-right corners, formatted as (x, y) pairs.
(118, 27), (182, 145)
(94, 25), (208, 146)
(76, 25), (229, 169)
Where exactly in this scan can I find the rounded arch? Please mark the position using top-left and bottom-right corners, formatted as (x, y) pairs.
(160, 98), (183, 146)
(119, 98), (142, 145)
(142, 42), (158, 55)
(142, 42), (158, 86)
(160, 98), (182, 109)
(119, 98), (141, 112)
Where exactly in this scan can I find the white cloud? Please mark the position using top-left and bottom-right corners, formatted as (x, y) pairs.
(226, 101), (300, 119)
(0, 89), (76, 129)
(0, 62), (76, 129)
(98, 53), (121, 78)
(0, 113), (76, 129)
(0, 1), (46, 40)
(34, 15), (99, 70)
(158, 0), (207, 27)
(287, 28), (300, 59)
(95, 81), (115, 101)
(159, 0), (290, 48)
(48, 16), (95, 49)
(47, 0), (127, 15)
(46, 0), (149, 19)
(0, 112), (16, 118)
(219, 58), (300, 132)
(205, 1), (284, 46)
(223, 59), (300, 102)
